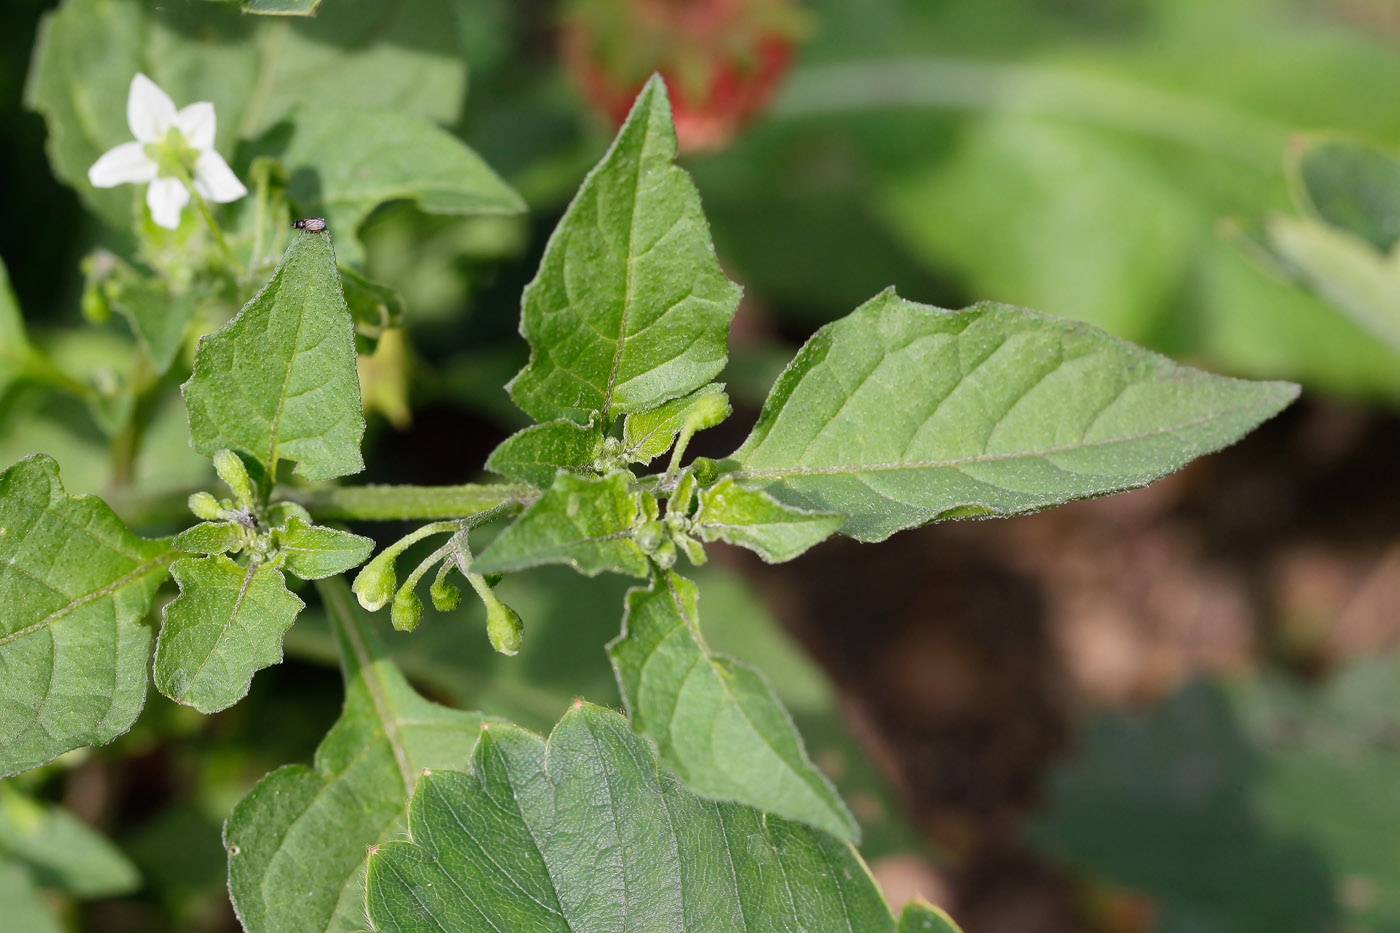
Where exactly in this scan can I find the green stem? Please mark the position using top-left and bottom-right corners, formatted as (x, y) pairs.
(278, 482), (535, 521)
(773, 58), (1290, 165)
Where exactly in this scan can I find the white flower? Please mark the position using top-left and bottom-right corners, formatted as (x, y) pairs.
(88, 73), (247, 230)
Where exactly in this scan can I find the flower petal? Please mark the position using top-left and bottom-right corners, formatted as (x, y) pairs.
(147, 176), (190, 230)
(192, 150), (248, 204)
(175, 102), (216, 151)
(88, 141), (157, 188)
(127, 73), (177, 143)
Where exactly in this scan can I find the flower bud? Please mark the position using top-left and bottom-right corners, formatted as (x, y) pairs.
(690, 456), (719, 487)
(430, 568), (461, 612)
(213, 450), (255, 507)
(351, 555), (396, 612)
(188, 491), (224, 522)
(651, 537), (677, 570)
(633, 520), (665, 553)
(391, 587), (423, 632)
(484, 597), (524, 656)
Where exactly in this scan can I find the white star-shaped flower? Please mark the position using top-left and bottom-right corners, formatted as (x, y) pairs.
(88, 73), (247, 230)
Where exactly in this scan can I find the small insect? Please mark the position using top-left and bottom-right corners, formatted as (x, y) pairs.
(292, 217), (327, 232)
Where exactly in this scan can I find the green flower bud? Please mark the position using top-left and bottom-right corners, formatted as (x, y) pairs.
(430, 564), (461, 612)
(690, 456), (719, 487)
(213, 450), (255, 507)
(651, 537), (677, 570)
(484, 597), (524, 656)
(351, 555), (397, 612)
(391, 587), (423, 632)
(633, 520), (666, 553)
(188, 491), (224, 522)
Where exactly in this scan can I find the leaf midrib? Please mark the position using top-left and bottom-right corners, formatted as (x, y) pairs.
(598, 109), (655, 420)
(0, 550), (175, 648)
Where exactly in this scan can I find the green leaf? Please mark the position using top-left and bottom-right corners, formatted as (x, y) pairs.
(473, 471), (649, 578)
(621, 383), (730, 464)
(174, 522), (245, 556)
(899, 900), (965, 933)
(484, 419), (603, 488)
(275, 516), (374, 581)
(508, 76), (742, 423)
(154, 556), (303, 713)
(26, 0), (470, 230)
(692, 478), (845, 563)
(609, 571), (856, 840)
(365, 703), (897, 932)
(1293, 137), (1400, 253)
(226, 579), (484, 933)
(272, 107), (525, 263)
(106, 276), (201, 374)
(727, 289), (1299, 542)
(0, 863), (58, 933)
(237, 0), (323, 14)
(1261, 214), (1400, 355)
(340, 265), (404, 342)
(184, 230), (365, 483)
(0, 786), (139, 899)
(0, 455), (174, 776)
(0, 258), (31, 404)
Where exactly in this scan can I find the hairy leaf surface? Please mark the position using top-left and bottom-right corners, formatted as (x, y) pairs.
(0, 455), (173, 776)
(184, 231), (365, 483)
(365, 703), (895, 932)
(509, 76), (741, 423)
(472, 471), (648, 578)
(610, 572), (856, 839)
(485, 419), (603, 488)
(622, 383), (730, 464)
(275, 517), (374, 581)
(154, 556), (302, 713)
(728, 290), (1298, 541)
(692, 478), (845, 563)
(226, 580), (484, 933)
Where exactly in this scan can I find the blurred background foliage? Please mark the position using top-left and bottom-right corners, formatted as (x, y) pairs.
(3, 0), (1400, 930)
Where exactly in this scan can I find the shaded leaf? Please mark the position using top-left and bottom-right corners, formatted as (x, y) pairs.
(365, 703), (897, 932)
(0, 455), (174, 776)
(899, 900), (965, 932)
(273, 108), (525, 263)
(184, 230), (365, 483)
(226, 579), (484, 933)
(107, 277), (200, 374)
(0, 863), (58, 933)
(622, 383), (730, 464)
(275, 516), (374, 581)
(0, 258), (32, 404)
(473, 471), (648, 578)
(692, 477), (845, 563)
(610, 571), (856, 840)
(0, 786), (139, 899)
(727, 290), (1298, 542)
(509, 76), (741, 423)
(1293, 136), (1400, 253)
(154, 556), (303, 713)
(485, 419), (603, 488)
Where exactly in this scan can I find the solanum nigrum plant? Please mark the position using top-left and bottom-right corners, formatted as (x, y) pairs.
(1, 21), (1299, 932)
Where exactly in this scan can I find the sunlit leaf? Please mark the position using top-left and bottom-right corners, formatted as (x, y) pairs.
(184, 230), (365, 483)
(610, 571), (856, 839)
(485, 419), (603, 488)
(0, 455), (174, 776)
(508, 76), (741, 423)
(275, 516), (374, 581)
(692, 477), (844, 563)
(726, 289), (1298, 542)
(621, 383), (730, 464)
(365, 703), (897, 932)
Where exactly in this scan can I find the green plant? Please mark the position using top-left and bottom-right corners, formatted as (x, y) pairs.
(0, 1), (1301, 929)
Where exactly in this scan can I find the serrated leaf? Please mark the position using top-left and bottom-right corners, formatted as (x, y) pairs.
(275, 516), (374, 581)
(508, 76), (742, 423)
(184, 230), (365, 483)
(365, 702), (897, 932)
(1293, 137), (1400, 253)
(473, 471), (649, 578)
(26, 0), (469, 230)
(692, 478), (845, 563)
(899, 900), (965, 932)
(726, 290), (1299, 542)
(622, 382), (730, 464)
(272, 107), (525, 263)
(485, 419), (603, 488)
(0, 786), (139, 899)
(154, 556), (303, 713)
(609, 571), (856, 840)
(0, 455), (174, 776)
(226, 579), (484, 933)
(174, 522), (245, 556)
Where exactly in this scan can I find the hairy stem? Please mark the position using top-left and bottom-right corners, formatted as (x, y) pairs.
(279, 482), (535, 521)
